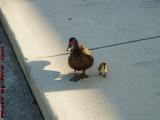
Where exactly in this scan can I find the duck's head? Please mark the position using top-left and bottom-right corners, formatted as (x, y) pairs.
(67, 37), (79, 51)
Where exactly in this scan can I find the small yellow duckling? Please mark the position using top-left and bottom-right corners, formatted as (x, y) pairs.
(98, 62), (108, 77)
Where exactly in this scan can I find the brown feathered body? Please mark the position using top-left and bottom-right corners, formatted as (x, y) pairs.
(67, 38), (94, 73)
(68, 46), (94, 71)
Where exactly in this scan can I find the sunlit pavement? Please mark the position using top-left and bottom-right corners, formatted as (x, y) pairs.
(0, 0), (160, 120)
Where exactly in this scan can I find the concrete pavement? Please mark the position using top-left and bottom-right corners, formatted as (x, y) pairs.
(0, 0), (160, 120)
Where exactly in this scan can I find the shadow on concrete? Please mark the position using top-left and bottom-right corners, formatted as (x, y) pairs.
(28, 60), (108, 92)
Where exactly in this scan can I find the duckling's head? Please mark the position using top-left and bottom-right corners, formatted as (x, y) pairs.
(101, 62), (106, 66)
(98, 62), (107, 71)
(67, 37), (79, 51)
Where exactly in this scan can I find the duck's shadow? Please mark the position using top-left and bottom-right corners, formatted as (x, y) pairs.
(27, 60), (107, 92)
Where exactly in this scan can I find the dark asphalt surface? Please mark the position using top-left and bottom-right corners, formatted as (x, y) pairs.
(0, 22), (44, 120)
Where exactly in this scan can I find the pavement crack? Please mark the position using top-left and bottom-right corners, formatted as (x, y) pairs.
(90, 35), (160, 50)
(29, 35), (160, 61)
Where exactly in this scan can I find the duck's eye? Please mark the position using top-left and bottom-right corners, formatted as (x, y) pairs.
(70, 40), (76, 45)
(69, 41), (74, 45)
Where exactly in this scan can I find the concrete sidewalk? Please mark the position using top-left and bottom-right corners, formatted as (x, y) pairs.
(1, 0), (160, 120)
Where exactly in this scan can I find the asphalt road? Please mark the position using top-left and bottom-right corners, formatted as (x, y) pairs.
(0, 22), (44, 120)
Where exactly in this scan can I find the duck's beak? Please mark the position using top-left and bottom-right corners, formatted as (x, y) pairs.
(67, 45), (73, 51)
(67, 47), (71, 51)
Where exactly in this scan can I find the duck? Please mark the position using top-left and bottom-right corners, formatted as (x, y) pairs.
(98, 62), (108, 77)
(67, 37), (94, 81)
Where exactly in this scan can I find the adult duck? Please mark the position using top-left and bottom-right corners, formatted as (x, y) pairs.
(67, 37), (94, 81)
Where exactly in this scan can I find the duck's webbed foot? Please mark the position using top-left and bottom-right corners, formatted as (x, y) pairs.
(79, 70), (89, 79)
(70, 70), (89, 82)
(79, 73), (89, 79)
(70, 73), (81, 82)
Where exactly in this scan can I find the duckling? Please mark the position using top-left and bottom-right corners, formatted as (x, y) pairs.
(98, 62), (108, 77)
(67, 37), (94, 81)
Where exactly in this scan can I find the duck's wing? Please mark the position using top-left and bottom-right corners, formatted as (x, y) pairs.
(83, 48), (92, 55)
(80, 45), (92, 56)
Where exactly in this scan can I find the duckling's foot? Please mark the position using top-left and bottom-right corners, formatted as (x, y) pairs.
(99, 72), (102, 75)
(70, 74), (81, 82)
(103, 74), (107, 78)
(79, 73), (89, 79)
